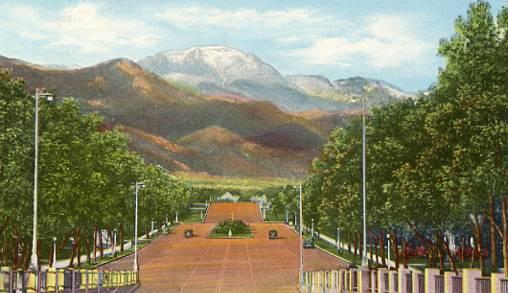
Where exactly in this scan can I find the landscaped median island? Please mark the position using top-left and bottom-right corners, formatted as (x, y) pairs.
(208, 220), (253, 239)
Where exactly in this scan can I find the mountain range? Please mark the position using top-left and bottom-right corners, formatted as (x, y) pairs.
(0, 46), (410, 179)
(138, 46), (411, 112)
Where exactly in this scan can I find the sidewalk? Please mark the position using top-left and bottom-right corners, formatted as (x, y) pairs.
(43, 224), (171, 269)
(296, 225), (399, 270)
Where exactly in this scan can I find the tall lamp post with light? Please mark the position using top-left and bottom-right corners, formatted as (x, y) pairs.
(29, 89), (54, 271)
(361, 91), (369, 268)
(133, 181), (145, 272)
(293, 184), (303, 289)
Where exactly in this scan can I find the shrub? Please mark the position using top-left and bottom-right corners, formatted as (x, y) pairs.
(213, 220), (250, 234)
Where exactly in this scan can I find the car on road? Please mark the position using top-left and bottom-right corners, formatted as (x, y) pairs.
(184, 229), (194, 238)
(268, 230), (278, 239)
(303, 239), (315, 249)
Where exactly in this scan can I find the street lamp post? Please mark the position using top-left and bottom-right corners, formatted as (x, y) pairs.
(113, 229), (117, 257)
(387, 234), (391, 269)
(337, 228), (341, 252)
(361, 93), (369, 268)
(311, 219), (314, 239)
(133, 181), (145, 272)
(52, 237), (57, 268)
(30, 89), (53, 271)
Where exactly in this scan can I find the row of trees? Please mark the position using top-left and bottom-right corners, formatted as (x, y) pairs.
(271, 1), (508, 275)
(0, 70), (192, 269)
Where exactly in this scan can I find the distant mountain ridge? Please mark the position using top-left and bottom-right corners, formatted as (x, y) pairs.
(139, 46), (411, 111)
(0, 54), (337, 178)
(287, 75), (410, 105)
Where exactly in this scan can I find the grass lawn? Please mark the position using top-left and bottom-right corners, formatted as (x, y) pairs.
(184, 210), (203, 223)
(175, 172), (299, 190)
(264, 210), (286, 222)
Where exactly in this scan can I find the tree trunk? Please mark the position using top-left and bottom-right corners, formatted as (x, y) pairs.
(120, 223), (125, 252)
(443, 238), (458, 275)
(76, 229), (81, 267)
(99, 229), (104, 258)
(392, 230), (400, 269)
(48, 241), (53, 267)
(108, 229), (114, 255)
(490, 193), (498, 272)
(85, 234), (91, 264)
(402, 238), (409, 268)
(461, 235), (465, 263)
(354, 235), (358, 257)
(380, 234), (386, 267)
(437, 244), (446, 275)
(472, 220), (485, 274)
(21, 243), (30, 270)
(93, 225), (97, 262)
(1, 235), (7, 264)
(69, 229), (80, 267)
(359, 232), (363, 258)
(348, 233), (352, 254)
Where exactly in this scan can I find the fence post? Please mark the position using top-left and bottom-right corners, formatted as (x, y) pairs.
(399, 268), (410, 293)
(98, 271), (102, 292)
(0, 266), (8, 292)
(424, 268), (439, 293)
(58, 268), (65, 292)
(71, 268), (76, 293)
(46, 268), (56, 291)
(491, 273), (503, 293)
(462, 268), (481, 293)
(358, 268), (370, 293)
(378, 268), (388, 293)
(27, 270), (37, 293)
(389, 270), (398, 293)
(444, 271), (455, 293)
(371, 270), (377, 293)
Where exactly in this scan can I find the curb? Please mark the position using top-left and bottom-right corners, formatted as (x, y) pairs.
(94, 225), (178, 269)
(314, 244), (352, 265)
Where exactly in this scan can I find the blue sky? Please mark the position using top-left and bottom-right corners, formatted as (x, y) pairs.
(0, 0), (505, 91)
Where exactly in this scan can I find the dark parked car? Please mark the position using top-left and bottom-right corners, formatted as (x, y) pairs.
(184, 229), (194, 238)
(269, 230), (278, 239)
(303, 239), (315, 249)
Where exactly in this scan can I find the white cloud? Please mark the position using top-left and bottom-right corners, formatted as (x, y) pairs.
(291, 14), (433, 68)
(156, 6), (329, 30)
(1, 3), (160, 54)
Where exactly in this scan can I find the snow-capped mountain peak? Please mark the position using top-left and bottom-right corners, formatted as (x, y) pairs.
(139, 46), (287, 87)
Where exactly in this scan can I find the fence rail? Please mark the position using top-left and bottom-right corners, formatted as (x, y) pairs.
(303, 268), (508, 293)
(451, 275), (462, 293)
(0, 267), (138, 292)
(501, 279), (508, 293)
(475, 277), (490, 293)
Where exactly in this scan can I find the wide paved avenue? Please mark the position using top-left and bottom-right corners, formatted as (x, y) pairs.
(103, 223), (348, 292)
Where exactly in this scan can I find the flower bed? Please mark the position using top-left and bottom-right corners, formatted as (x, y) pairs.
(209, 220), (253, 238)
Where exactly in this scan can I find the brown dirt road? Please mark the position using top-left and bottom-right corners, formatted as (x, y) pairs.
(103, 223), (348, 293)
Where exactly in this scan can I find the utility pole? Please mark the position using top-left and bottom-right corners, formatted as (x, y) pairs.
(361, 92), (368, 268)
(133, 181), (144, 272)
(30, 89), (53, 271)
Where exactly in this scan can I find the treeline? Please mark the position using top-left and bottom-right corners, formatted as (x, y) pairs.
(272, 1), (508, 275)
(0, 70), (191, 269)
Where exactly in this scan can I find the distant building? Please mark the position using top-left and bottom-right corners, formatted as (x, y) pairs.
(251, 195), (270, 220)
(250, 195), (269, 208)
(217, 192), (239, 202)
